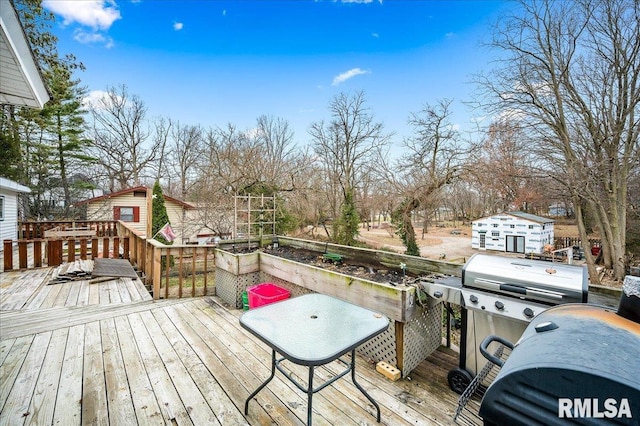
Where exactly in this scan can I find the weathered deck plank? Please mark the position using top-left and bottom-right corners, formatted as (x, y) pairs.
(52, 324), (84, 425)
(0, 267), (463, 426)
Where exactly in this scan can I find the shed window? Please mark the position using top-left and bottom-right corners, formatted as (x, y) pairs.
(113, 206), (140, 222)
(0, 196), (4, 220)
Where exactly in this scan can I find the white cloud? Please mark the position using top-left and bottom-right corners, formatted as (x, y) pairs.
(73, 29), (114, 48)
(82, 90), (111, 109)
(42, 0), (121, 31)
(371, 32), (379, 38)
(332, 68), (370, 86)
(173, 22), (184, 31)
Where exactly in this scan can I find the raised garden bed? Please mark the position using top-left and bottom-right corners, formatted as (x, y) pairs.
(212, 237), (460, 377)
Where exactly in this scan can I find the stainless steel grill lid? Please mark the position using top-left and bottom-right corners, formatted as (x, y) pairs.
(462, 254), (588, 304)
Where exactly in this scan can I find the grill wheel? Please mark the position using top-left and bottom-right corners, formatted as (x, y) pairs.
(448, 367), (473, 394)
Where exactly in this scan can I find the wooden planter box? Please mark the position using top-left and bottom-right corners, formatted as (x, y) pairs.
(214, 248), (443, 377)
(214, 250), (260, 308)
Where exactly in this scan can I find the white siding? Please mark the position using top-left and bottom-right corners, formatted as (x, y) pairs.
(471, 213), (554, 254)
(0, 189), (18, 241)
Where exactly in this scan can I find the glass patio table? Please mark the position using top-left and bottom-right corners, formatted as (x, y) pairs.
(240, 293), (390, 425)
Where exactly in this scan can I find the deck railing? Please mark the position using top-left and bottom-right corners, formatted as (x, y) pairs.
(3, 236), (128, 271)
(116, 222), (218, 299)
(18, 220), (118, 239)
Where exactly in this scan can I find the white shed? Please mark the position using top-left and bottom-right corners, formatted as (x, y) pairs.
(0, 178), (31, 242)
(471, 211), (554, 254)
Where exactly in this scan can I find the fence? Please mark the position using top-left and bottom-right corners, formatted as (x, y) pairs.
(3, 236), (128, 271)
(115, 222), (218, 299)
(18, 220), (118, 239)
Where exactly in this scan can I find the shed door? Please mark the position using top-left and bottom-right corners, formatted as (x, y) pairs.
(479, 232), (486, 249)
(506, 235), (525, 253)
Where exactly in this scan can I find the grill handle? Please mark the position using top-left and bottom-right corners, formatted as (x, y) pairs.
(479, 335), (515, 367)
(500, 283), (564, 301)
(499, 283), (526, 295)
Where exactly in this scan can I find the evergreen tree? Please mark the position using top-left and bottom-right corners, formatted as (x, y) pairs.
(152, 181), (173, 245)
(333, 189), (360, 246)
(1, 0), (88, 219)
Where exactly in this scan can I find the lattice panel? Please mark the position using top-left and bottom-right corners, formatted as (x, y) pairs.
(357, 324), (397, 366)
(259, 272), (312, 298)
(401, 302), (443, 377)
(215, 268), (260, 308)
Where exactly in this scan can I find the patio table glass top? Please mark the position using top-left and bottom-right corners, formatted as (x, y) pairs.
(240, 293), (389, 366)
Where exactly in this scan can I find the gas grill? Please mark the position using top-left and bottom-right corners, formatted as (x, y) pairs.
(424, 253), (588, 393)
(478, 275), (640, 426)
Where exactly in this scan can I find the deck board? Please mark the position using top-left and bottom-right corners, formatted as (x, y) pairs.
(0, 266), (464, 426)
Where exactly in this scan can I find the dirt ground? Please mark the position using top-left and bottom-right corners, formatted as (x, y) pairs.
(355, 222), (582, 264)
(357, 223), (475, 264)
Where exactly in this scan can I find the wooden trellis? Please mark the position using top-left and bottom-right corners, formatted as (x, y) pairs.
(233, 195), (276, 239)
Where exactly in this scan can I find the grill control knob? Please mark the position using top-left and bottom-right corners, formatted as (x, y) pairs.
(434, 291), (443, 298)
(469, 295), (479, 304)
(523, 308), (534, 319)
(495, 301), (505, 310)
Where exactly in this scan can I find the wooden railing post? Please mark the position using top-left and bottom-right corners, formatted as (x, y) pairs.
(18, 241), (27, 269)
(34, 239), (42, 267)
(4, 240), (13, 271)
(80, 239), (87, 260)
(102, 237), (110, 258)
(123, 237), (130, 260)
(153, 244), (161, 300)
(48, 240), (62, 267)
(68, 239), (76, 262)
(91, 238), (98, 259)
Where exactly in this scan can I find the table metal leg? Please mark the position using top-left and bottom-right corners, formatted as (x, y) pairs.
(307, 365), (314, 425)
(245, 349), (277, 415)
(350, 349), (381, 422)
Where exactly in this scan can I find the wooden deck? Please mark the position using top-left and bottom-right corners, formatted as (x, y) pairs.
(0, 267), (462, 425)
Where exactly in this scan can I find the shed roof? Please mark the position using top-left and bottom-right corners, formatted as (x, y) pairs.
(75, 185), (195, 209)
(474, 211), (554, 224)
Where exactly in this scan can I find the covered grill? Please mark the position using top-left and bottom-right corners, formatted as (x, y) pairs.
(478, 275), (640, 425)
(442, 254), (588, 393)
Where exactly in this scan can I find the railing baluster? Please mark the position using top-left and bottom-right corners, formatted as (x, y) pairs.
(34, 239), (42, 267)
(4, 240), (14, 270)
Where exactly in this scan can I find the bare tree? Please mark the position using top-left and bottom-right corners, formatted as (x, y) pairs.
(151, 116), (172, 183)
(192, 117), (311, 237)
(166, 121), (203, 200)
(86, 85), (163, 191)
(309, 91), (392, 245)
(380, 99), (468, 255)
(470, 120), (548, 213)
(477, 0), (640, 281)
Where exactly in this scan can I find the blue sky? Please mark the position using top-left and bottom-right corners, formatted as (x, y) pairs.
(43, 0), (508, 147)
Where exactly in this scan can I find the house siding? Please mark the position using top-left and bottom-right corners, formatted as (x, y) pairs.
(86, 191), (189, 242)
(0, 189), (19, 241)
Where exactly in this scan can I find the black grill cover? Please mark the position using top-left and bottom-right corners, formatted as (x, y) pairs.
(479, 304), (640, 425)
